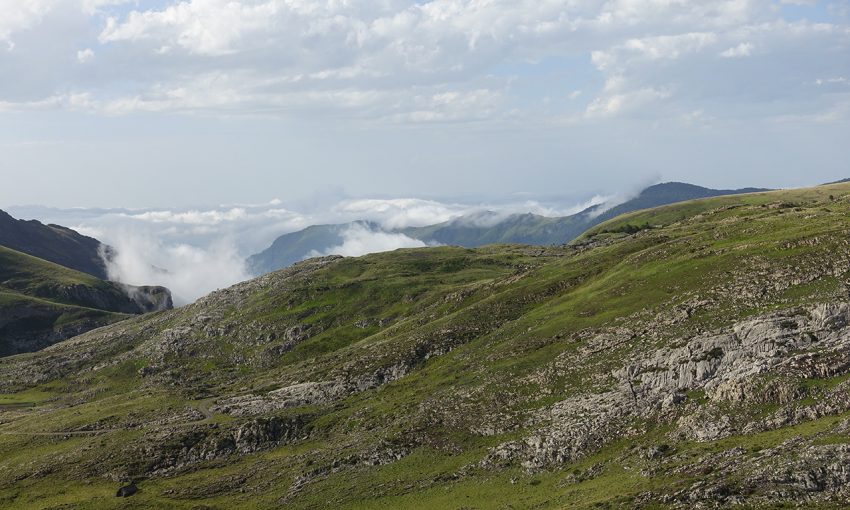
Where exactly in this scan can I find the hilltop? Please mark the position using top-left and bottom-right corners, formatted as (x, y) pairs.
(249, 182), (767, 275)
(1, 182), (849, 508)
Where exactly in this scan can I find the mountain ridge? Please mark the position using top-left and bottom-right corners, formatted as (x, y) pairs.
(0, 209), (112, 280)
(0, 208), (174, 356)
(248, 182), (769, 275)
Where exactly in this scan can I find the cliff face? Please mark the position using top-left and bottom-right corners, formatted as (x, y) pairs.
(37, 281), (173, 315)
(119, 284), (174, 313)
(0, 182), (849, 509)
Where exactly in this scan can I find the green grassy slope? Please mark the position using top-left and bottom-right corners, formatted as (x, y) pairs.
(0, 247), (165, 356)
(579, 181), (843, 240)
(0, 246), (127, 306)
(2, 183), (850, 508)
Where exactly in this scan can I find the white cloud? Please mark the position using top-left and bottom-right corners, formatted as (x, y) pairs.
(815, 77), (849, 86)
(333, 198), (469, 229)
(12, 191), (619, 303)
(0, 92), (95, 112)
(81, 0), (132, 15)
(582, 17), (850, 121)
(104, 230), (250, 305)
(99, 0), (281, 56)
(309, 223), (426, 258)
(585, 77), (672, 118)
(618, 32), (719, 63)
(125, 207), (251, 225)
(720, 42), (754, 58)
(0, 0), (59, 49)
(76, 47), (94, 63)
(0, 1), (847, 122)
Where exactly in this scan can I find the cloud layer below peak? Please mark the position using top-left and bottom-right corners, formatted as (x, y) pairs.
(9, 192), (615, 303)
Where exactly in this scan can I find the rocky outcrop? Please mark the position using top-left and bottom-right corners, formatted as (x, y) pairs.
(487, 302), (850, 471)
(115, 483), (138, 497)
(43, 282), (172, 314)
(136, 415), (309, 475)
(120, 284), (173, 313)
(214, 326), (480, 417)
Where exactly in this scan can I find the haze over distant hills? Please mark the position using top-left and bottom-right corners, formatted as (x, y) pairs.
(248, 182), (768, 275)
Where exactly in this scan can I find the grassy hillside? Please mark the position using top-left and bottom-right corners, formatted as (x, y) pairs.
(0, 246), (127, 306)
(0, 247), (171, 356)
(586, 181), (767, 227)
(579, 182), (838, 240)
(2, 183), (850, 508)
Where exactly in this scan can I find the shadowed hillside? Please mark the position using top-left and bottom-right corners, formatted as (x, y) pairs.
(0, 209), (111, 280)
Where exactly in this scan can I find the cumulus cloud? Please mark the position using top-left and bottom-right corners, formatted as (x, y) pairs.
(720, 42), (754, 58)
(583, 17), (850, 121)
(0, 0), (58, 49)
(0, 0), (846, 122)
(592, 32), (719, 68)
(98, 0), (280, 56)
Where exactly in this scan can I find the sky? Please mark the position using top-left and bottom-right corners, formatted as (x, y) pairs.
(0, 0), (848, 210)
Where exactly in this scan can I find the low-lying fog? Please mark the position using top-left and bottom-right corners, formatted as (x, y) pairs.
(8, 193), (618, 305)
